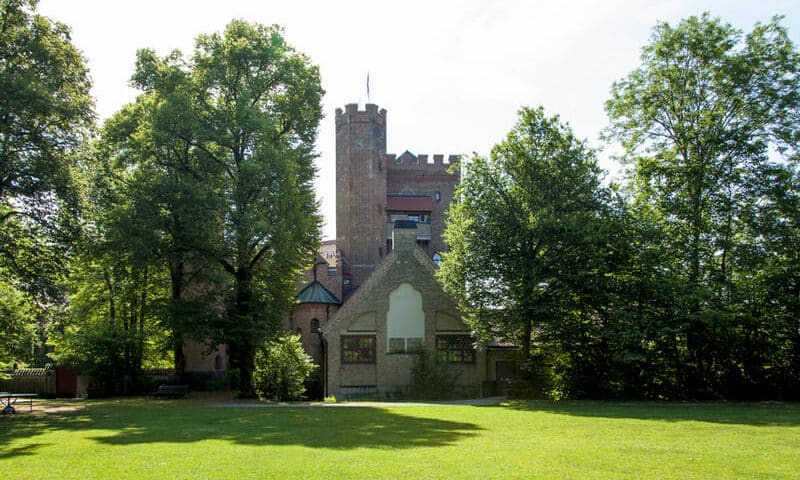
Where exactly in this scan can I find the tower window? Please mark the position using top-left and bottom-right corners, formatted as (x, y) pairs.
(435, 191), (441, 202)
(433, 253), (442, 268)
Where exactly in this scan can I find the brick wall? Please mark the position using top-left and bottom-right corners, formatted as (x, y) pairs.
(335, 104), (387, 288)
(323, 225), (484, 399)
(386, 154), (460, 256)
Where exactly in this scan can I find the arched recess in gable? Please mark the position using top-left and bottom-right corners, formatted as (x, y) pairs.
(386, 282), (425, 353)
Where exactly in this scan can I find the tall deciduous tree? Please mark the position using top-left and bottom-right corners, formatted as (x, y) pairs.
(0, 0), (93, 365)
(127, 21), (323, 395)
(606, 13), (799, 285)
(0, 0), (93, 287)
(100, 74), (225, 380)
(440, 107), (622, 393)
(605, 13), (800, 397)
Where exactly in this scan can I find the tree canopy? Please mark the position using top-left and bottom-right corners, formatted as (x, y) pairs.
(439, 106), (623, 395)
(0, 0), (94, 283)
(603, 13), (800, 399)
(441, 13), (800, 400)
(100, 20), (324, 394)
(606, 13), (800, 285)
(0, 0), (94, 366)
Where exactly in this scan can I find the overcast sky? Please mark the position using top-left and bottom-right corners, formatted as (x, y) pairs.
(37, 0), (800, 240)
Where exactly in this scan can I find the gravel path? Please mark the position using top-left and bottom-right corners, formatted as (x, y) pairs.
(210, 396), (507, 408)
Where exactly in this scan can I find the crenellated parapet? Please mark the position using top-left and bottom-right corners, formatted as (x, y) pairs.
(335, 103), (387, 128)
(386, 150), (460, 177)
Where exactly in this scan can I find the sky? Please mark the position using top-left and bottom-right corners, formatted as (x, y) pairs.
(37, 0), (800, 240)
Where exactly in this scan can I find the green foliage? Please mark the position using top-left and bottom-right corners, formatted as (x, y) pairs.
(0, 0), (94, 295)
(605, 12), (799, 285)
(408, 348), (462, 400)
(0, 0), (94, 368)
(112, 21), (325, 394)
(604, 13), (800, 399)
(0, 277), (36, 365)
(97, 92), (228, 379)
(440, 106), (623, 381)
(48, 248), (173, 391)
(252, 333), (316, 401)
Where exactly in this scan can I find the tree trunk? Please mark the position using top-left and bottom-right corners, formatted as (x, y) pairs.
(521, 317), (532, 369)
(104, 270), (116, 326)
(170, 259), (186, 381)
(234, 267), (256, 397)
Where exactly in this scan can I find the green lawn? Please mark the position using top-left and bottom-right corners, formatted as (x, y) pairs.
(1, 397), (798, 479)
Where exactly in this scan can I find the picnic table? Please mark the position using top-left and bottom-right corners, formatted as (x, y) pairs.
(0, 392), (37, 414)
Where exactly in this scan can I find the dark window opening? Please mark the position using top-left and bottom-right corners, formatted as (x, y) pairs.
(342, 335), (376, 364)
(436, 335), (475, 364)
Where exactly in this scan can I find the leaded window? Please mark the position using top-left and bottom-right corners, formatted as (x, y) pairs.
(436, 334), (475, 364)
(341, 335), (376, 364)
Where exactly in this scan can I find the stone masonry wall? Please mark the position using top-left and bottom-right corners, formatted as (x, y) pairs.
(324, 226), (484, 399)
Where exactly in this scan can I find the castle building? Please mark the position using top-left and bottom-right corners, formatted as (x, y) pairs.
(333, 103), (459, 290)
(291, 103), (514, 399)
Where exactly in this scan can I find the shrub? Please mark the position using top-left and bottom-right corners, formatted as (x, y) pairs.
(408, 348), (462, 400)
(253, 333), (317, 401)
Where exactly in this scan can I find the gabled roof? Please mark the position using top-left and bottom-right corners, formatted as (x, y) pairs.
(321, 238), (450, 336)
(397, 150), (418, 164)
(297, 280), (341, 305)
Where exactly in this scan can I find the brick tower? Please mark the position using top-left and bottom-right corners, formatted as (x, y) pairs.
(335, 103), (388, 288)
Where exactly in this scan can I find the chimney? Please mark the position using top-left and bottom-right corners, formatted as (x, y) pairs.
(392, 220), (418, 254)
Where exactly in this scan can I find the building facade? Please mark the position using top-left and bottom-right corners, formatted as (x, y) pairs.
(290, 103), (514, 399)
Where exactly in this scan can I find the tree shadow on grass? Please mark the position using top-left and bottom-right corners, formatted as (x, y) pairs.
(0, 401), (481, 454)
(0, 411), (87, 459)
(505, 399), (800, 426)
(0, 443), (51, 459)
(92, 407), (481, 448)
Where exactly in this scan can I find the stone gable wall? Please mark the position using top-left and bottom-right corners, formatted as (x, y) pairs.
(324, 242), (485, 399)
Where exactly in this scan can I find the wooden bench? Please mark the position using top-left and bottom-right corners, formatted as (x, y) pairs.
(150, 384), (189, 399)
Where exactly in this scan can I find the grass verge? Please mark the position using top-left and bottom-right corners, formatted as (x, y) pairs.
(1, 397), (798, 479)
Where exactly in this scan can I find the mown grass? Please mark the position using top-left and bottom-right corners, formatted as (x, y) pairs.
(1, 397), (798, 479)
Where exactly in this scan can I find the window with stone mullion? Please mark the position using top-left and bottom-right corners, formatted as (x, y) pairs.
(436, 334), (474, 364)
(342, 335), (376, 363)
